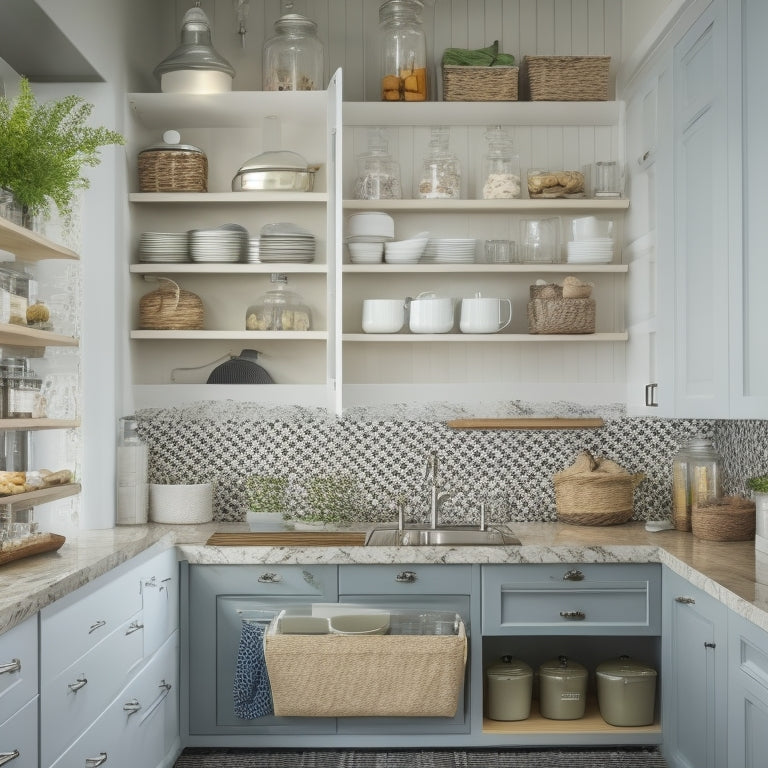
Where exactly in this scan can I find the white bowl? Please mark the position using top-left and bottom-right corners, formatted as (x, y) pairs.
(347, 212), (395, 239)
(329, 613), (390, 635)
(348, 242), (384, 262)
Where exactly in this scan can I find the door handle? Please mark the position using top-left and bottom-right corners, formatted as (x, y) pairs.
(675, 596), (696, 605)
(88, 620), (107, 634)
(257, 572), (282, 584)
(125, 620), (144, 635)
(0, 750), (19, 766)
(395, 570), (417, 583)
(85, 753), (107, 767)
(560, 610), (586, 621)
(0, 659), (20, 675)
(68, 676), (88, 692)
(562, 569), (584, 581)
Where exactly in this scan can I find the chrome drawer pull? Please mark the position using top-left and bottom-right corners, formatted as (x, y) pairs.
(141, 680), (172, 721)
(704, 641), (716, 649)
(85, 753), (107, 767)
(257, 572), (281, 584)
(560, 610), (586, 621)
(88, 620), (106, 634)
(395, 570), (417, 583)
(68, 676), (88, 692)
(563, 569), (584, 581)
(0, 659), (20, 675)
(144, 576), (157, 588)
(675, 596), (696, 605)
(0, 750), (19, 765)
(122, 698), (141, 715)
(125, 620), (144, 635)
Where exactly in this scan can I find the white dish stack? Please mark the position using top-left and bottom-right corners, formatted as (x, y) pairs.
(567, 216), (614, 264)
(346, 212), (395, 264)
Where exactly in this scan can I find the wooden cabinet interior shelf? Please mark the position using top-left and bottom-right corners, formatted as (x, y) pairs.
(0, 217), (78, 262)
(131, 264), (328, 275)
(342, 264), (628, 274)
(0, 324), (78, 348)
(0, 419), (79, 431)
(342, 333), (628, 343)
(343, 199), (630, 213)
(130, 330), (328, 341)
(0, 483), (81, 510)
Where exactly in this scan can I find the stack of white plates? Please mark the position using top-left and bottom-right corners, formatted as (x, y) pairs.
(384, 237), (429, 264)
(259, 232), (316, 263)
(567, 237), (614, 264)
(421, 238), (477, 264)
(138, 231), (189, 263)
(189, 228), (247, 263)
(246, 237), (260, 263)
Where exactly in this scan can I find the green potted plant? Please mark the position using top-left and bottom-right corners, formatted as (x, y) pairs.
(245, 475), (288, 530)
(0, 77), (124, 226)
(297, 474), (361, 527)
(747, 475), (768, 553)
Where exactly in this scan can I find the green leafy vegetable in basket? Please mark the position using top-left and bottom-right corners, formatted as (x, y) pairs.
(442, 40), (516, 67)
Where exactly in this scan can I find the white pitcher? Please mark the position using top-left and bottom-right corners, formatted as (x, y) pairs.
(459, 293), (512, 334)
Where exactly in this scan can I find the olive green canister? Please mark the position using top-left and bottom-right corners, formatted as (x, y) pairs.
(486, 656), (533, 721)
(538, 655), (587, 720)
(596, 655), (657, 726)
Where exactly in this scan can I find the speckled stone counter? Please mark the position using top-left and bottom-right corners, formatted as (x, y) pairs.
(1, 521), (765, 635)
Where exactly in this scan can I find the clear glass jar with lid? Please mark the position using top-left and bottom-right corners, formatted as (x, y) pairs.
(671, 437), (723, 531)
(354, 127), (402, 200)
(263, 14), (324, 91)
(417, 126), (461, 199)
(245, 273), (312, 331)
(378, 0), (428, 101)
(479, 126), (521, 199)
(4, 359), (43, 418)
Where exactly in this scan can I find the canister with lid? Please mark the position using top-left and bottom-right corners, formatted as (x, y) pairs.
(538, 655), (588, 720)
(595, 655), (657, 726)
(138, 131), (208, 193)
(378, 0), (428, 101)
(486, 656), (533, 721)
(671, 437), (723, 531)
(263, 14), (324, 91)
(245, 273), (312, 331)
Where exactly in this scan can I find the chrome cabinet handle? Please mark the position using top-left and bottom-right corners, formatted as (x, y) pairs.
(563, 569), (584, 581)
(142, 680), (172, 721)
(125, 620), (144, 635)
(257, 572), (281, 584)
(85, 753), (107, 767)
(88, 620), (106, 634)
(395, 570), (417, 583)
(675, 596), (696, 605)
(560, 610), (586, 621)
(68, 676), (88, 692)
(0, 659), (20, 675)
(0, 750), (19, 765)
(704, 642), (716, 649)
(122, 698), (141, 715)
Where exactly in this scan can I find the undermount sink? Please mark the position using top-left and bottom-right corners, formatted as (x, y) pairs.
(364, 525), (521, 547)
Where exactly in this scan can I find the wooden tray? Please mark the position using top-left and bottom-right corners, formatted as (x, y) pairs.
(0, 532), (66, 565)
(446, 418), (605, 430)
(207, 531), (367, 547)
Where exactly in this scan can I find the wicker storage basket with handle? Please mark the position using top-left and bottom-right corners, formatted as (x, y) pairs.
(139, 277), (204, 330)
(138, 130), (208, 193)
(554, 450), (644, 526)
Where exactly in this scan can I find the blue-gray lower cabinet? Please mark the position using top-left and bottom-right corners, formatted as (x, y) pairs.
(728, 611), (768, 768)
(662, 568), (728, 768)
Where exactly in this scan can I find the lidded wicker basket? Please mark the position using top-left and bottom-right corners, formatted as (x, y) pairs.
(139, 277), (204, 330)
(138, 130), (208, 193)
(527, 283), (595, 334)
(692, 496), (755, 541)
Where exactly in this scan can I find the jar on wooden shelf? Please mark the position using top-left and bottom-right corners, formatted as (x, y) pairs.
(378, 0), (428, 101)
(479, 126), (521, 199)
(263, 14), (324, 91)
(416, 126), (461, 199)
(354, 127), (402, 200)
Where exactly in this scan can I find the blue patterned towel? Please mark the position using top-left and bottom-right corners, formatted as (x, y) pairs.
(233, 621), (274, 719)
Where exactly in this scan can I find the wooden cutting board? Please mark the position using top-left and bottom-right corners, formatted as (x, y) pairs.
(0, 532), (66, 565)
(445, 418), (605, 430)
(206, 531), (367, 547)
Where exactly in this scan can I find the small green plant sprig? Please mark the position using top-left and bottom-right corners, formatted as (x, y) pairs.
(747, 475), (768, 494)
(0, 78), (124, 219)
(304, 474), (361, 525)
(246, 475), (288, 516)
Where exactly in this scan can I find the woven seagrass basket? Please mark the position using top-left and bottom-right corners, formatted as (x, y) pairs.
(554, 472), (644, 526)
(442, 65), (519, 101)
(264, 620), (467, 717)
(521, 55), (610, 101)
(527, 284), (595, 334)
(139, 277), (204, 330)
(692, 496), (755, 541)
(138, 148), (208, 192)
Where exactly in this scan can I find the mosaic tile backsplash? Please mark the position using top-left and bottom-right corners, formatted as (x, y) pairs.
(136, 401), (767, 525)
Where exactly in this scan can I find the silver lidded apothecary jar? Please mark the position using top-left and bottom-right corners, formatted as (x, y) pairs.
(263, 14), (324, 91)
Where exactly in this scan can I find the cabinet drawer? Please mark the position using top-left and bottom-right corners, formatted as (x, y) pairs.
(0, 616), (37, 725)
(191, 564), (336, 597)
(41, 612), (144, 766)
(339, 565), (471, 595)
(483, 564), (661, 635)
(41, 566), (143, 680)
(139, 548), (179, 657)
(0, 697), (38, 768)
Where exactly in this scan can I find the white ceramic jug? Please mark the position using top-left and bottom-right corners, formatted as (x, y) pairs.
(460, 294), (512, 334)
(408, 291), (455, 334)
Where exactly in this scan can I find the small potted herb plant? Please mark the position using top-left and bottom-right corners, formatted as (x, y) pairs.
(245, 475), (288, 530)
(0, 77), (124, 227)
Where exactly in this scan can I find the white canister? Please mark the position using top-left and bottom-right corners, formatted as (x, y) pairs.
(362, 298), (406, 333)
(408, 292), (455, 334)
(149, 483), (214, 524)
(460, 294), (512, 334)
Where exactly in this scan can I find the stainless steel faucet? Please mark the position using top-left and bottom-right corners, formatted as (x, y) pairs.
(425, 451), (452, 529)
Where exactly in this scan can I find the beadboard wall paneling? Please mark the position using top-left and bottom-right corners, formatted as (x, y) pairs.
(171, 0), (622, 99)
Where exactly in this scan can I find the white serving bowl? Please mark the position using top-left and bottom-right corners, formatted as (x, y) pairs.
(348, 242), (384, 263)
(347, 211), (395, 240)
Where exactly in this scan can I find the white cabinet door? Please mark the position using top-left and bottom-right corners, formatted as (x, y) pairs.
(0, 615), (37, 726)
(0, 697), (38, 768)
(671, 0), (730, 417)
(139, 548), (179, 658)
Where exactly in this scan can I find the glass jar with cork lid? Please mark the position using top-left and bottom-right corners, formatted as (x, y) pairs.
(671, 437), (723, 531)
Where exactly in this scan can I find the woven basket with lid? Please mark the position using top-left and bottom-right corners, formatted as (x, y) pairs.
(139, 277), (204, 330)
(138, 130), (208, 193)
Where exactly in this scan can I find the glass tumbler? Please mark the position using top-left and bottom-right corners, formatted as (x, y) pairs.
(520, 218), (561, 263)
(484, 240), (515, 264)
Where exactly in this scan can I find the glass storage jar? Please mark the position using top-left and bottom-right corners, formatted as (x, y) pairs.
(417, 126), (461, 199)
(263, 14), (324, 91)
(378, 0), (428, 101)
(245, 273), (312, 331)
(671, 437), (723, 531)
(353, 127), (402, 200)
(4, 359), (42, 418)
(479, 126), (521, 199)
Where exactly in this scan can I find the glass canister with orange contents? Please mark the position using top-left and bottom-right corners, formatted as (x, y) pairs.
(378, 0), (428, 101)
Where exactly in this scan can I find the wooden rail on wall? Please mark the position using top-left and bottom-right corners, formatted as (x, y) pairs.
(445, 418), (605, 430)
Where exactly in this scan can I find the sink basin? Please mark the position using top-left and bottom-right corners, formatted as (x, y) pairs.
(364, 525), (520, 546)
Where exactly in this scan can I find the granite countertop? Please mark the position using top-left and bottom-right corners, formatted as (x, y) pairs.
(0, 521), (765, 636)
